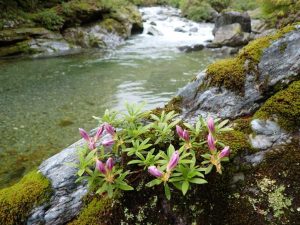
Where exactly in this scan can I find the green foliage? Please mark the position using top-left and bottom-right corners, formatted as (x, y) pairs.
(258, 0), (300, 27)
(31, 9), (64, 30)
(208, 0), (231, 12)
(75, 103), (233, 200)
(254, 81), (300, 131)
(0, 170), (51, 225)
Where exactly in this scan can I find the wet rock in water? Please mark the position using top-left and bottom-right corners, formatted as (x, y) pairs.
(178, 44), (204, 53)
(150, 21), (157, 26)
(174, 27), (187, 33)
(213, 23), (251, 47)
(147, 26), (163, 36)
(189, 27), (198, 32)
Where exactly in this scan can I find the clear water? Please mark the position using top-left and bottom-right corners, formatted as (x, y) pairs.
(0, 7), (223, 187)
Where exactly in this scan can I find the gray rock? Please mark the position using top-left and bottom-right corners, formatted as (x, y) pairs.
(174, 27), (187, 33)
(213, 11), (251, 35)
(249, 119), (288, 150)
(28, 132), (112, 225)
(213, 23), (251, 47)
(178, 44), (204, 53)
(147, 26), (163, 36)
(251, 19), (268, 34)
(189, 27), (198, 32)
(27, 138), (88, 225)
(178, 26), (300, 121)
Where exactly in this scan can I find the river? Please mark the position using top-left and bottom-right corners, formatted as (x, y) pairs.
(0, 7), (223, 187)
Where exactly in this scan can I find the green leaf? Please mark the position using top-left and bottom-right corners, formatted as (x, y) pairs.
(182, 181), (189, 195)
(205, 164), (213, 174)
(164, 184), (171, 200)
(118, 183), (134, 191)
(146, 179), (162, 187)
(78, 169), (85, 177)
(190, 178), (207, 184)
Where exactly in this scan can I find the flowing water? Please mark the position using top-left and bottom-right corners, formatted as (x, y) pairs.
(0, 7), (223, 187)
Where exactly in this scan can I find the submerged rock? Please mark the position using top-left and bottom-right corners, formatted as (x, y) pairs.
(178, 44), (204, 53)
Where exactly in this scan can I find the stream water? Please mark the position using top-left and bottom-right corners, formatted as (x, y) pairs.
(0, 7), (223, 187)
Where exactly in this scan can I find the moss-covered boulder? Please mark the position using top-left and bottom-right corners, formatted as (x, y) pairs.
(177, 24), (300, 120)
(0, 170), (51, 225)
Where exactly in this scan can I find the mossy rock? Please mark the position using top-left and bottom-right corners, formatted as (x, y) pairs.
(0, 170), (51, 225)
(217, 130), (254, 157)
(0, 40), (38, 57)
(232, 117), (253, 134)
(99, 18), (127, 37)
(254, 81), (300, 131)
(69, 194), (122, 225)
(205, 24), (297, 94)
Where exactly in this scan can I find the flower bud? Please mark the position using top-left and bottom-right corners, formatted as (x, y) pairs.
(182, 130), (190, 142)
(94, 126), (104, 141)
(106, 157), (114, 171)
(207, 116), (215, 133)
(148, 166), (163, 178)
(176, 125), (184, 138)
(96, 159), (106, 174)
(219, 146), (230, 158)
(79, 128), (90, 141)
(88, 142), (96, 150)
(104, 123), (115, 135)
(167, 151), (179, 172)
(207, 133), (215, 151)
(102, 139), (114, 147)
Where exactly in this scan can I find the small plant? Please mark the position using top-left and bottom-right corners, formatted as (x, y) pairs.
(74, 103), (232, 200)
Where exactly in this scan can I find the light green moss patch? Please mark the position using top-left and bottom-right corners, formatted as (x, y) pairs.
(217, 130), (253, 157)
(69, 194), (121, 225)
(254, 81), (300, 131)
(205, 24), (296, 94)
(0, 170), (51, 225)
(206, 58), (245, 93)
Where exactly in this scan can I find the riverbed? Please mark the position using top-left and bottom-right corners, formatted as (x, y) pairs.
(0, 7), (223, 187)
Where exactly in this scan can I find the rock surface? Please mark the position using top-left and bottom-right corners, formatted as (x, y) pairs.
(177, 26), (300, 120)
(213, 11), (251, 35)
(27, 138), (88, 225)
(213, 23), (251, 47)
(0, 2), (143, 58)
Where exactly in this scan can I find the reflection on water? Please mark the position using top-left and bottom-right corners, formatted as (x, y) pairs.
(0, 6), (222, 187)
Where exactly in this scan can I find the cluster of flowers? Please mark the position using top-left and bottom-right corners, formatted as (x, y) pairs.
(77, 111), (231, 199)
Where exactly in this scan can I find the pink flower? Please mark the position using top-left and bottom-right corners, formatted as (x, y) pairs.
(96, 159), (106, 174)
(102, 138), (114, 147)
(167, 151), (179, 172)
(207, 133), (215, 151)
(148, 166), (163, 178)
(207, 116), (215, 133)
(219, 146), (230, 158)
(176, 125), (190, 142)
(79, 126), (104, 150)
(104, 123), (115, 135)
(106, 157), (114, 171)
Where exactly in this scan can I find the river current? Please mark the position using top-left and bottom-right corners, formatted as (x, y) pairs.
(0, 7), (222, 187)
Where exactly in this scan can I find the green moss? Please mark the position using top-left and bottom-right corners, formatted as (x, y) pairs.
(150, 96), (183, 117)
(206, 58), (245, 93)
(69, 194), (121, 225)
(0, 170), (51, 225)
(205, 24), (296, 94)
(100, 18), (127, 37)
(217, 130), (253, 157)
(254, 81), (300, 131)
(232, 117), (253, 134)
(0, 40), (38, 57)
(31, 9), (64, 31)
